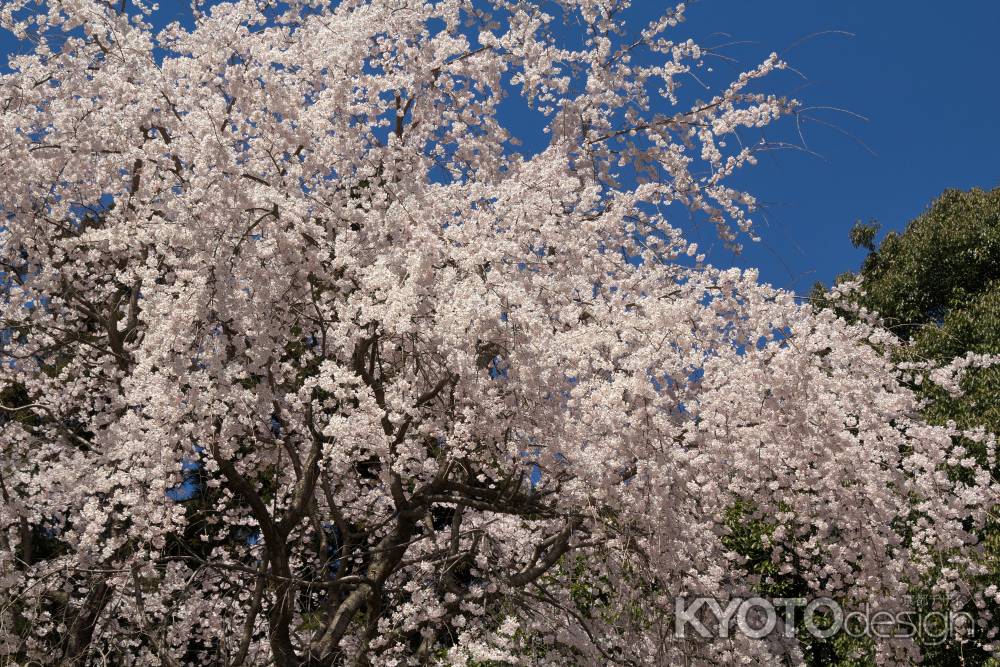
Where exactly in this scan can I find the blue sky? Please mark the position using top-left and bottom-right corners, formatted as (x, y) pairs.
(2, 1), (997, 295)
(678, 0), (1000, 294)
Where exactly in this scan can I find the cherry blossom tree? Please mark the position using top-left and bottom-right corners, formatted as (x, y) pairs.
(0, 1), (996, 665)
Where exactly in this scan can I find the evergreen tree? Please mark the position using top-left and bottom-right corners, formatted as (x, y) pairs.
(813, 186), (1000, 666)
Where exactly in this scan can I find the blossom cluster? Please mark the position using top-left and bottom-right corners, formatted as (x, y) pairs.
(0, 1), (996, 665)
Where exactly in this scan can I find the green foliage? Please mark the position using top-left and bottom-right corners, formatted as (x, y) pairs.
(815, 186), (1000, 440)
(722, 501), (873, 665)
(821, 187), (1000, 338)
(813, 186), (1000, 667)
(849, 220), (880, 253)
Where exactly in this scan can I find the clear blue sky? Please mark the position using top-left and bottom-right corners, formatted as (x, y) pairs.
(2, 1), (997, 295)
(677, 0), (1000, 293)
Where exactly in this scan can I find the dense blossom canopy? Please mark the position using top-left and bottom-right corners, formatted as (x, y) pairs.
(0, 1), (997, 665)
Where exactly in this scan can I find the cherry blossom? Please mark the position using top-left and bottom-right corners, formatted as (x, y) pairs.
(0, 1), (996, 665)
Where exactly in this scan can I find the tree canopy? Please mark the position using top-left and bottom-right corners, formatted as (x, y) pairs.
(814, 186), (1000, 433)
(812, 186), (1000, 666)
(0, 2), (997, 665)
